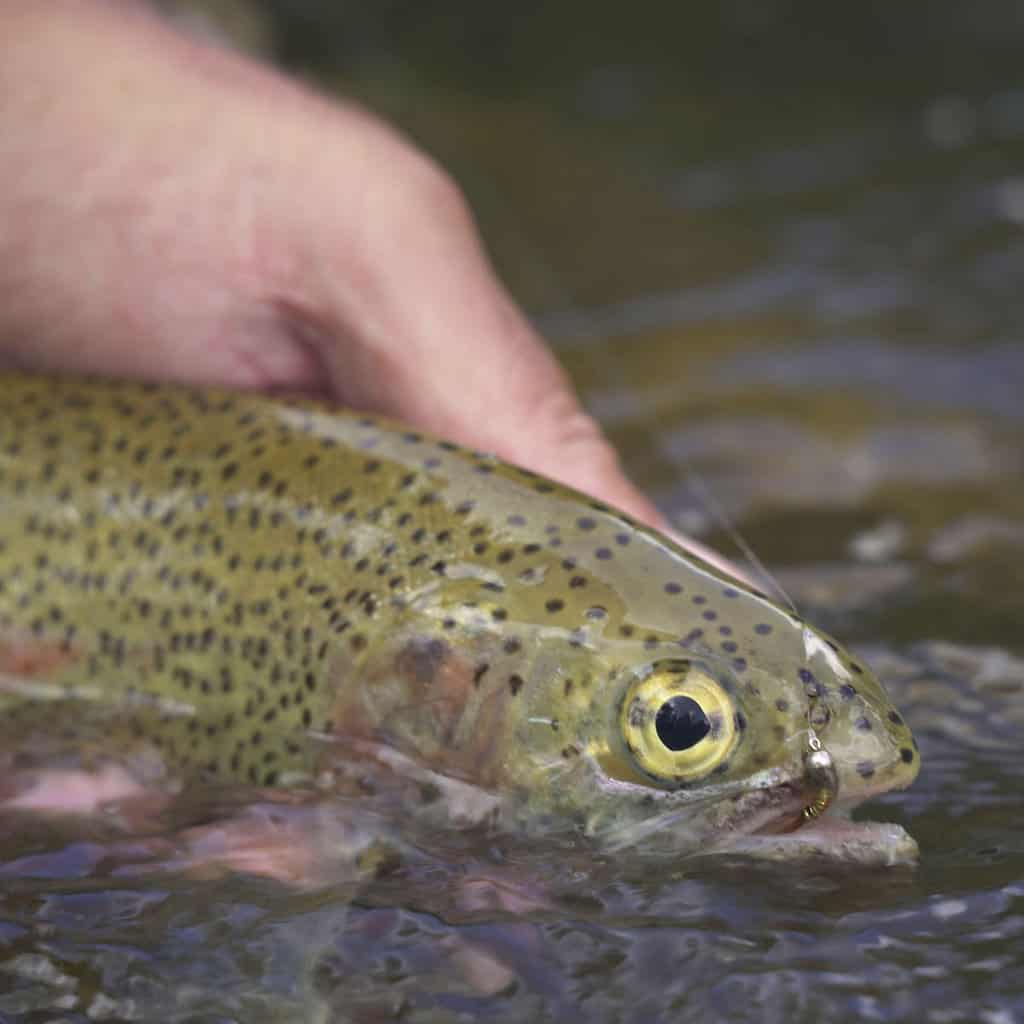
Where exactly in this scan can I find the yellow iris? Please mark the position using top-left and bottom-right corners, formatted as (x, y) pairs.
(620, 660), (738, 784)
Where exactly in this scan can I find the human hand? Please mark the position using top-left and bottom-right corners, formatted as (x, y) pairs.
(0, 1), (744, 579)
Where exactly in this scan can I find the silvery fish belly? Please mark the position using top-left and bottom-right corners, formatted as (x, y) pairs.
(0, 374), (920, 864)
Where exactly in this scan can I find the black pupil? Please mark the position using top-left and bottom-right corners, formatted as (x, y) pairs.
(655, 695), (711, 751)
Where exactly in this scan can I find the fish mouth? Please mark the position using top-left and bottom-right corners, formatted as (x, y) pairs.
(722, 786), (918, 866)
(711, 740), (919, 866)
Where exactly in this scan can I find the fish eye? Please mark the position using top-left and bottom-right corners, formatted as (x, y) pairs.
(620, 660), (738, 784)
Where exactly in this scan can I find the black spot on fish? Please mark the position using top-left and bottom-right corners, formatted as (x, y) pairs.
(679, 629), (704, 648)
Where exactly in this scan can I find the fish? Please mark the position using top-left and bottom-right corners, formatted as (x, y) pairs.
(0, 373), (920, 865)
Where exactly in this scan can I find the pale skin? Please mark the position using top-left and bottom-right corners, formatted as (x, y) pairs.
(0, 1), (745, 881)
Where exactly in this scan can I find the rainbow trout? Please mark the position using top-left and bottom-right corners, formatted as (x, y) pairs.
(0, 374), (919, 863)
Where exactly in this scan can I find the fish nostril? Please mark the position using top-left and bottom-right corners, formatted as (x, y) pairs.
(809, 702), (831, 730)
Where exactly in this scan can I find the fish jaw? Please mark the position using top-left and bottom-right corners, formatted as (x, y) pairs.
(577, 729), (920, 866)
(717, 814), (919, 866)
(593, 781), (919, 867)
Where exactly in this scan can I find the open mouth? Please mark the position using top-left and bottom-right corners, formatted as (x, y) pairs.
(732, 796), (918, 866)
(716, 741), (919, 866)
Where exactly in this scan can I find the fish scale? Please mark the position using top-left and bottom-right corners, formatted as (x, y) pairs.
(0, 373), (919, 860)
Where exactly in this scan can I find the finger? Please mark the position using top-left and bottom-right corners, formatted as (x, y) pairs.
(295, 151), (657, 519)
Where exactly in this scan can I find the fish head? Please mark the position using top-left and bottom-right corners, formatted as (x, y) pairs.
(499, 536), (920, 864)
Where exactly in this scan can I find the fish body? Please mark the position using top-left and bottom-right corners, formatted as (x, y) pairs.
(0, 374), (919, 860)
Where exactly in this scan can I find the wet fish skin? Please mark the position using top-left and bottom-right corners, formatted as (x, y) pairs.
(0, 374), (919, 856)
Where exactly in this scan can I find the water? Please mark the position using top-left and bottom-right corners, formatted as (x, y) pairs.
(2, 2), (1023, 1020)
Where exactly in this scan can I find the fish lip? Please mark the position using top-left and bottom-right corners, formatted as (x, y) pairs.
(721, 784), (919, 865)
(717, 809), (920, 866)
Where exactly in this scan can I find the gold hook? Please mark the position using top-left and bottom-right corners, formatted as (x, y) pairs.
(801, 744), (839, 821)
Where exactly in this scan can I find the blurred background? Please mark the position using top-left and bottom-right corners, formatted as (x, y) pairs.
(1, 6), (1021, 1022)
(159, 0), (1024, 654)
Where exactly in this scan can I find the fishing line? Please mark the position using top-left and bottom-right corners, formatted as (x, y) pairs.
(681, 471), (800, 616)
